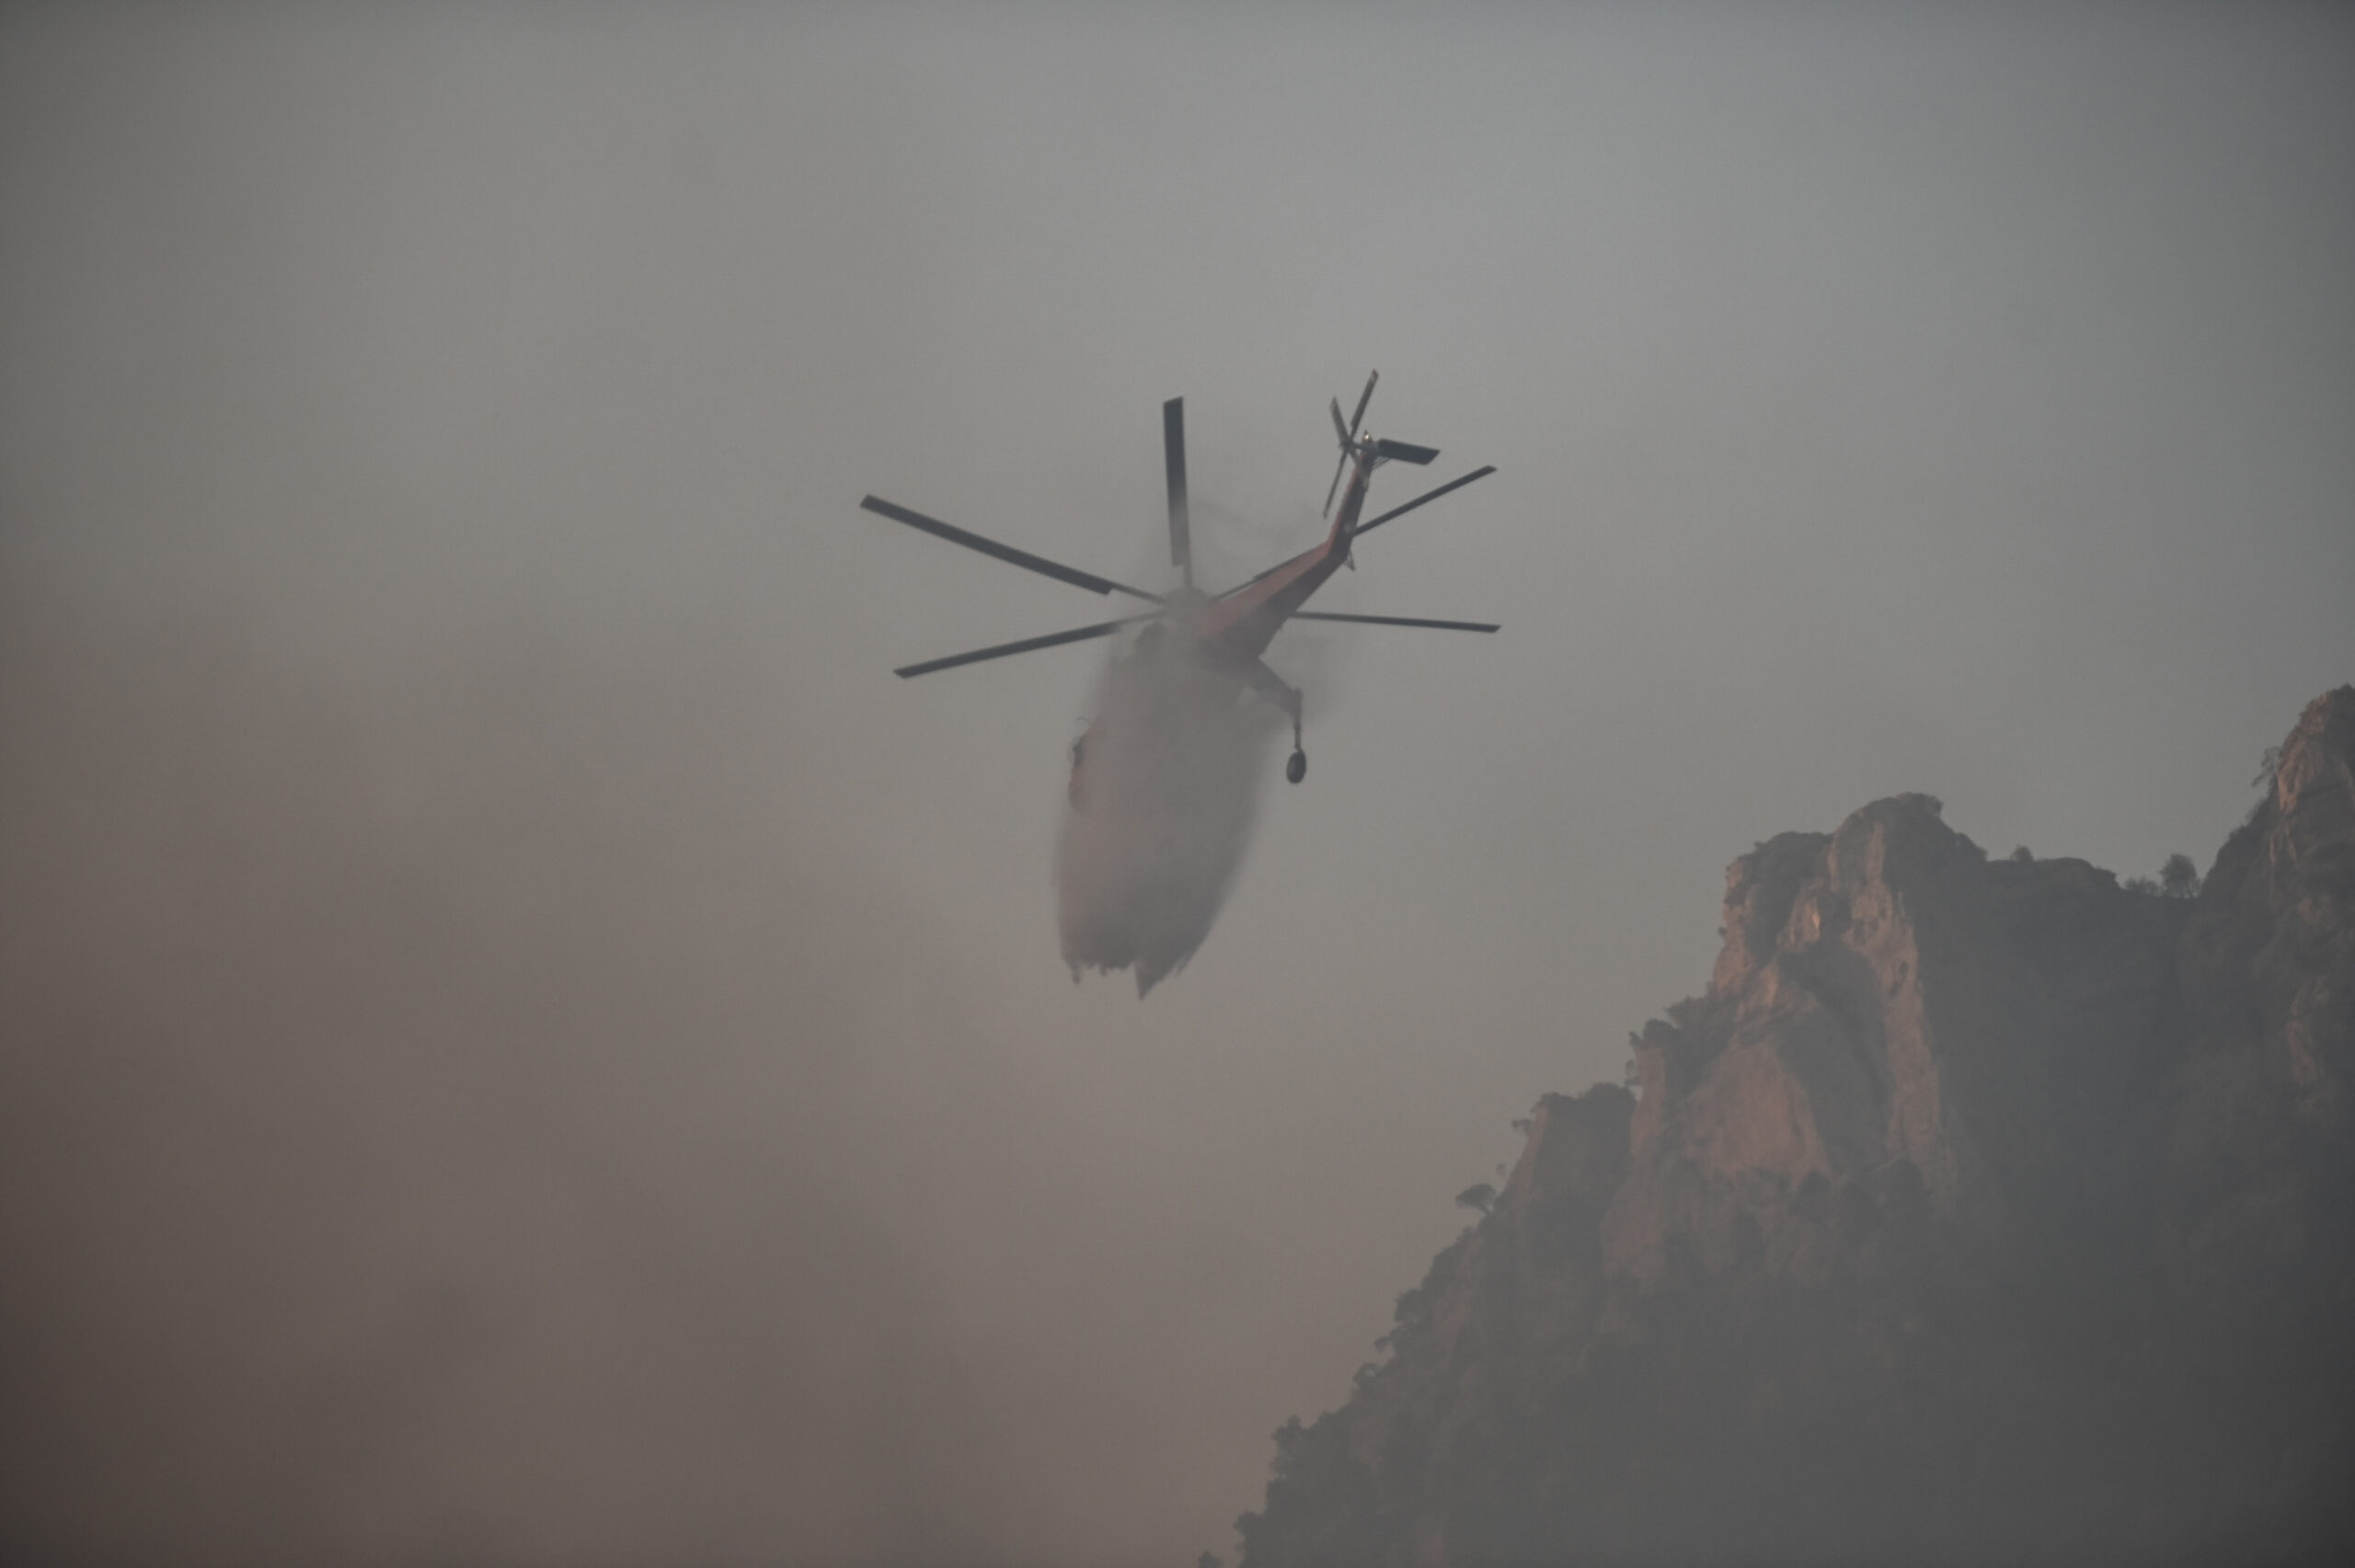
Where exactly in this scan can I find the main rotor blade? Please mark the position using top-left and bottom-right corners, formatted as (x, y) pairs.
(1163, 396), (1192, 589)
(1352, 465), (1497, 537)
(895, 613), (1157, 678)
(860, 496), (1164, 604)
(1291, 612), (1499, 633)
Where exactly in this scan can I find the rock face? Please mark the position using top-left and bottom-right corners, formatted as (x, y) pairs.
(1235, 689), (2355, 1567)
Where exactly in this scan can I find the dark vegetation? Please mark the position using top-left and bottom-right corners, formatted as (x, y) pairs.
(1453, 1184), (1498, 1215)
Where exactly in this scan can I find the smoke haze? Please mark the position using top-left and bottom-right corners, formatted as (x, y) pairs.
(4, 6), (2352, 1565)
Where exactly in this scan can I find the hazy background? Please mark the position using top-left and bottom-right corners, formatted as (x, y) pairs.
(3, 5), (2349, 1563)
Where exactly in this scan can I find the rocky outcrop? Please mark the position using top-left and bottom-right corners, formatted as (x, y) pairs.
(1235, 689), (2355, 1567)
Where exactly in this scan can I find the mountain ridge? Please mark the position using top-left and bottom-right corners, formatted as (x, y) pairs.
(1232, 686), (2355, 1567)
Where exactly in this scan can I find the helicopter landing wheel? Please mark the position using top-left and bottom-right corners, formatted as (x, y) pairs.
(1286, 749), (1307, 784)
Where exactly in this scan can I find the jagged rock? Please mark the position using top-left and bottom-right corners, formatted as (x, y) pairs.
(1235, 688), (2355, 1568)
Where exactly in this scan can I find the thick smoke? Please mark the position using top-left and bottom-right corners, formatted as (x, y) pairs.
(0, 603), (1051, 1568)
(1055, 627), (1288, 996)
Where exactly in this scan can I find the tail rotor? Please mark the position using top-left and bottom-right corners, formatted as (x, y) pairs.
(1322, 369), (1379, 515)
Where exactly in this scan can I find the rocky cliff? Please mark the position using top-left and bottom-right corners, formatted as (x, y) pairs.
(1233, 688), (2355, 1567)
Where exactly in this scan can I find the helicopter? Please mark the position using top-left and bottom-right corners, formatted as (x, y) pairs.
(861, 372), (1499, 799)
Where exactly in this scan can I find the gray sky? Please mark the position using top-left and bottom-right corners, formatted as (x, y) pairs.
(4, 6), (2351, 1564)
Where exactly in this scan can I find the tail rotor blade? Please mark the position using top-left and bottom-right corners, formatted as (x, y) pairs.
(1346, 370), (1378, 441)
(1329, 396), (1350, 446)
(1321, 449), (1348, 517)
(1162, 397), (1192, 589)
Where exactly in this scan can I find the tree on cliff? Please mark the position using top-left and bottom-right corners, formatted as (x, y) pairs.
(2161, 853), (2199, 898)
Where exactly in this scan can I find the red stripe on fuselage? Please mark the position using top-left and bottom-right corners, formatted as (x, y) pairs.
(1194, 454), (1372, 667)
